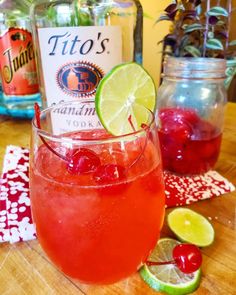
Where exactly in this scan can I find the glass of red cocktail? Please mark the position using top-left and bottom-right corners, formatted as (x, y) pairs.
(29, 100), (165, 284)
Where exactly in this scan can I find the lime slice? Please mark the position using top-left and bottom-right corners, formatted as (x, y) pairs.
(168, 208), (215, 247)
(140, 238), (201, 295)
(95, 62), (156, 135)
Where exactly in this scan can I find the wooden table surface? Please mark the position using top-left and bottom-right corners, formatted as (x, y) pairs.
(0, 103), (236, 295)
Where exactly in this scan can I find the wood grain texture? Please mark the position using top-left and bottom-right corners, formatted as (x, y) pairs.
(0, 103), (236, 295)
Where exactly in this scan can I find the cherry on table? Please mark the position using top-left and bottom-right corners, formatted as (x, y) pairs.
(173, 243), (202, 274)
(146, 243), (202, 274)
(67, 148), (101, 174)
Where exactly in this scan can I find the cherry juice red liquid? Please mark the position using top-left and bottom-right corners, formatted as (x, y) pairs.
(30, 130), (165, 284)
(158, 108), (222, 175)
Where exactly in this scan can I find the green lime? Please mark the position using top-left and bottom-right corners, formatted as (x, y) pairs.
(139, 238), (201, 295)
(95, 62), (156, 135)
(167, 208), (215, 247)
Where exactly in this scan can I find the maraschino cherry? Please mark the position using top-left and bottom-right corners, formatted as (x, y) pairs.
(67, 148), (101, 174)
(146, 243), (202, 274)
(35, 104), (99, 174)
(173, 244), (202, 274)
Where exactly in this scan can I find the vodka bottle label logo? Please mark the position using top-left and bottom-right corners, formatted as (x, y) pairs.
(0, 28), (39, 96)
(38, 26), (122, 134)
(57, 61), (104, 98)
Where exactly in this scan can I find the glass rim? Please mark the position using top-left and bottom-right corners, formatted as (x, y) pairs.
(32, 100), (156, 145)
(163, 56), (226, 79)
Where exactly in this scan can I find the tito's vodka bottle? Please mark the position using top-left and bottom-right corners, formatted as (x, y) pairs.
(31, 0), (143, 108)
(0, 0), (40, 112)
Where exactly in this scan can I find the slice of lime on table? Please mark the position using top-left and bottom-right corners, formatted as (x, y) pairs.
(168, 208), (215, 247)
(140, 238), (201, 295)
(95, 62), (156, 135)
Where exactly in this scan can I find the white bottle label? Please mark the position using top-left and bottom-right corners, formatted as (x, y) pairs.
(38, 26), (122, 134)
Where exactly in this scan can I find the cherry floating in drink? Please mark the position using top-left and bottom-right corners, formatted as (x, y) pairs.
(158, 107), (222, 175)
(67, 148), (101, 174)
(146, 243), (202, 274)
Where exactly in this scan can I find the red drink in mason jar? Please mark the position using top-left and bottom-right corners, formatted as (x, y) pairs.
(155, 57), (226, 176)
(158, 108), (222, 175)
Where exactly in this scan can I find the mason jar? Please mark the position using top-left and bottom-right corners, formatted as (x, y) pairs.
(156, 57), (227, 175)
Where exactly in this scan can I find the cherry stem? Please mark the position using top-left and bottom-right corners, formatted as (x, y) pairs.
(34, 103), (68, 162)
(146, 260), (176, 266)
(127, 115), (149, 170)
(128, 114), (136, 132)
(34, 103), (41, 128)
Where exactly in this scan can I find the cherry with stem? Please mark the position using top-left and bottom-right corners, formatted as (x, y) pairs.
(146, 243), (202, 274)
(127, 114), (149, 170)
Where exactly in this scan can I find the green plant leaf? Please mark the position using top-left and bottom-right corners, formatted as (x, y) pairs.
(143, 12), (153, 20)
(184, 46), (201, 57)
(196, 5), (202, 15)
(216, 20), (226, 26)
(229, 40), (236, 46)
(179, 35), (190, 47)
(178, 3), (185, 11)
(184, 23), (204, 33)
(207, 6), (229, 17)
(208, 31), (214, 39)
(206, 38), (224, 50)
(47, 6), (57, 21)
(155, 14), (171, 23)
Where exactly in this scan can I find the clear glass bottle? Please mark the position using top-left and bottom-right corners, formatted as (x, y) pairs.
(156, 57), (227, 175)
(0, 0), (40, 112)
(31, 0), (143, 109)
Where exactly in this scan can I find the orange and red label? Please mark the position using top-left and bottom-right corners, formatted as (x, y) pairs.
(0, 27), (39, 96)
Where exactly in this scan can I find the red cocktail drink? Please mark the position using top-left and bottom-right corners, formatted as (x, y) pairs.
(30, 101), (165, 284)
(158, 108), (222, 175)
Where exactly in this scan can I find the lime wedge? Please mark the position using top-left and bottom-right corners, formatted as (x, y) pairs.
(140, 238), (201, 295)
(95, 62), (156, 135)
(168, 208), (215, 247)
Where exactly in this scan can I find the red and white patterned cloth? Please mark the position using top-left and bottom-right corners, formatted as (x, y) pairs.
(0, 146), (36, 243)
(0, 145), (235, 243)
(164, 171), (235, 207)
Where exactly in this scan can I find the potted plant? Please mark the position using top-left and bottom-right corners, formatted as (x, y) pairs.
(156, 0), (236, 89)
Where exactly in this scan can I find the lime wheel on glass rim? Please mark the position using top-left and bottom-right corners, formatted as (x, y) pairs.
(95, 62), (156, 135)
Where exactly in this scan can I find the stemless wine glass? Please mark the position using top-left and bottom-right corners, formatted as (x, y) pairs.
(29, 100), (165, 284)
